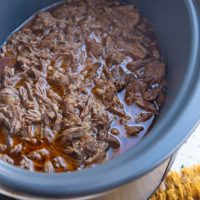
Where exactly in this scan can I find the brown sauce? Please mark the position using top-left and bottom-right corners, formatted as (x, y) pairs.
(0, 0), (166, 172)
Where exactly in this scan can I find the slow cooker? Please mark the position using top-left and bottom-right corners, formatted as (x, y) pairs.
(0, 0), (200, 199)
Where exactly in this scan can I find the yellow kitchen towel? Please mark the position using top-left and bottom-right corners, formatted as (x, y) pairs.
(150, 165), (200, 200)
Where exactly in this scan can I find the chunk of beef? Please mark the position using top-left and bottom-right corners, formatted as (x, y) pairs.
(56, 126), (89, 141)
(27, 68), (41, 81)
(108, 106), (126, 118)
(1, 104), (24, 136)
(125, 79), (147, 105)
(63, 146), (83, 162)
(55, 54), (77, 72)
(110, 128), (120, 135)
(125, 125), (144, 136)
(111, 66), (128, 92)
(135, 112), (153, 123)
(135, 59), (165, 84)
(34, 84), (59, 114)
(0, 87), (20, 105)
(85, 149), (106, 164)
(48, 71), (69, 87)
(127, 58), (154, 73)
(47, 88), (62, 103)
(1, 66), (21, 87)
(105, 36), (125, 64)
(19, 87), (34, 108)
(24, 109), (42, 123)
(32, 12), (57, 32)
(91, 100), (110, 131)
(81, 62), (100, 81)
(106, 134), (120, 149)
(86, 39), (103, 57)
(93, 77), (117, 106)
(124, 41), (147, 59)
(53, 113), (63, 133)
(80, 96), (93, 119)
(135, 99), (157, 113)
(85, 141), (109, 164)
(0, 56), (16, 69)
(85, 138), (98, 154)
(0, 113), (10, 131)
(24, 81), (34, 101)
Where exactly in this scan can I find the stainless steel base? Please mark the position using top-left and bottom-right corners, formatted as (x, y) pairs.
(95, 156), (173, 200)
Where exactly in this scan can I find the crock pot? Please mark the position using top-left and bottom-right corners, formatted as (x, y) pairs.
(0, 0), (200, 199)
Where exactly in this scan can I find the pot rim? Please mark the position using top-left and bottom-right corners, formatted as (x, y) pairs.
(0, 0), (200, 198)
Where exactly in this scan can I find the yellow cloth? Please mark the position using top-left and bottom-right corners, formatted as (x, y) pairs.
(150, 165), (200, 200)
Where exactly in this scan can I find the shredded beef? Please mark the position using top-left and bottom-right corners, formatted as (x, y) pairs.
(0, 0), (166, 172)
